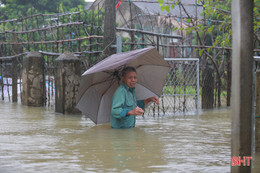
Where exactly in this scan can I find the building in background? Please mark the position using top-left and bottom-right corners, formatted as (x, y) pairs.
(86, 0), (203, 58)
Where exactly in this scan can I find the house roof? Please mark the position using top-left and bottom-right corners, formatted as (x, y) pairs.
(86, 0), (203, 19)
(85, 0), (204, 23)
(85, 2), (94, 10)
(133, 0), (203, 19)
(85, 0), (104, 10)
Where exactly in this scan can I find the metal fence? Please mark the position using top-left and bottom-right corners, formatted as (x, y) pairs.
(0, 55), (23, 102)
(0, 53), (200, 118)
(145, 58), (200, 117)
(0, 54), (56, 105)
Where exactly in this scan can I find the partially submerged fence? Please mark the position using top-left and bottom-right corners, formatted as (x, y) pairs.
(0, 52), (200, 115)
(0, 7), (239, 118)
(146, 58), (200, 116)
(2, 1), (259, 115)
(0, 54), (23, 102)
(0, 1), (233, 111)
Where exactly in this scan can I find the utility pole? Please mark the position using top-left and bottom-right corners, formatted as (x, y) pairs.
(103, 0), (116, 57)
(231, 0), (253, 172)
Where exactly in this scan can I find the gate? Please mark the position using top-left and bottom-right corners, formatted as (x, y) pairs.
(145, 58), (200, 116)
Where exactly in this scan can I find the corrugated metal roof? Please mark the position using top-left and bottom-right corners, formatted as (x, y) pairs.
(85, 2), (94, 10)
(86, 0), (203, 19)
(133, 0), (203, 18)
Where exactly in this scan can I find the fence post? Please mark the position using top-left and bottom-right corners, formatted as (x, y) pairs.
(12, 33), (18, 102)
(202, 65), (214, 109)
(22, 52), (45, 106)
(256, 71), (260, 153)
(103, 0), (116, 57)
(116, 36), (122, 53)
(226, 51), (232, 107)
(55, 52), (81, 114)
(12, 58), (18, 102)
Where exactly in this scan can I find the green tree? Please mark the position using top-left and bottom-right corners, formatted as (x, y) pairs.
(159, 0), (260, 107)
(159, 0), (259, 57)
(0, 0), (87, 20)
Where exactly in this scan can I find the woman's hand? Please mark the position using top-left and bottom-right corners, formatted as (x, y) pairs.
(127, 107), (144, 116)
(144, 96), (159, 105)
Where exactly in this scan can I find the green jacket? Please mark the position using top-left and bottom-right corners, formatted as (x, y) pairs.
(110, 83), (145, 129)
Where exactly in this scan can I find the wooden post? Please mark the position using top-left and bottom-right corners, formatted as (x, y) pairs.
(103, 0), (116, 57)
(129, 1), (134, 50)
(226, 50), (231, 107)
(231, 0), (253, 172)
(12, 33), (18, 102)
(202, 65), (214, 109)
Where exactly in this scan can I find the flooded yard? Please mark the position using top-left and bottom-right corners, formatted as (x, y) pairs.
(0, 101), (257, 172)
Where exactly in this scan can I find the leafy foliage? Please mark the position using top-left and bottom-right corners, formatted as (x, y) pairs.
(0, 0), (87, 20)
(158, 0), (259, 107)
(158, 0), (259, 50)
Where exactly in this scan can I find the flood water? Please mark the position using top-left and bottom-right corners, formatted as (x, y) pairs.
(0, 101), (258, 173)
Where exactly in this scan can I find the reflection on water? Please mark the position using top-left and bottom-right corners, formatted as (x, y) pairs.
(0, 101), (257, 172)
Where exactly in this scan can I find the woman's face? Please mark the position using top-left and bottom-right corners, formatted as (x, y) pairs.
(122, 71), (137, 88)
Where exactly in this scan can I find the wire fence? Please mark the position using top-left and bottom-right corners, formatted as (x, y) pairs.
(0, 8), (105, 67)
(145, 58), (199, 116)
(0, 55), (23, 102)
(0, 0), (259, 113)
(0, 7), (105, 104)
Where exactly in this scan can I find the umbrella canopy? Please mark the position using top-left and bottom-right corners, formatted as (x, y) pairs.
(76, 47), (170, 124)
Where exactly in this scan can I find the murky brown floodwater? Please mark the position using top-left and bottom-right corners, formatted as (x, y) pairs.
(0, 101), (258, 172)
